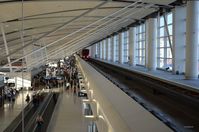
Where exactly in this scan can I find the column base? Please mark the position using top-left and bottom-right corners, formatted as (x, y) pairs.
(185, 75), (198, 80)
(147, 67), (156, 71)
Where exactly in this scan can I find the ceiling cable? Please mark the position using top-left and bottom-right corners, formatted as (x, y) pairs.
(20, 0), (25, 132)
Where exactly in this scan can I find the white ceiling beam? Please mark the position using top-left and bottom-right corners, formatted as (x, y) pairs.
(36, 1), (143, 60)
(48, 1), (152, 56)
(26, 1), (149, 67)
(1, 23), (12, 72)
(1, 0), (141, 70)
(11, 0), (154, 71)
(0, 1), (108, 61)
(14, 7), (145, 72)
(68, 5), (155, 53)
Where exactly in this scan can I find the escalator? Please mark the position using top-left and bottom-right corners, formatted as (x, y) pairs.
(4, 92), (59, 132)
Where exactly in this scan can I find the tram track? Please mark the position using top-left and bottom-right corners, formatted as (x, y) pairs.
(88, 59), (199, 132)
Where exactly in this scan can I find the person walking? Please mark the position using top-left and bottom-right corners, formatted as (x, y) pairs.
(25, 94), (30, 103)
(36, 115), (44, 132)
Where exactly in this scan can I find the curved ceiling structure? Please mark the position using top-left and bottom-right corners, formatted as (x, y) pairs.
(0, 0), (177, 71)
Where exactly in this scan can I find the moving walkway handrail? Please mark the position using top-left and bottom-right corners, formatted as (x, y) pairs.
(32, 93), (59, 132)
(24, 93), (52, 132)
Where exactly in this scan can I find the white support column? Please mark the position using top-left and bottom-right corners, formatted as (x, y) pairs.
(102, 40), (104, 60)
(20, 31), (28, 68)
(173, 7), (186, 74)
(94, 44), (97, 58)
(92, 44), (96, 58)
(185, 1), (199, 79)
(146, 18), (157, 71)
(104, 40), (106, 60)
(128, 27), (136, 66)
(111, 36), (114, 62)
(90, 46), (93, 58)
(106, 38), (109, 61)
(1, 24), (12, 72)
(118, 33), (123, 64)
(96, 43), (99, 58)
(99, 42), (102, 59)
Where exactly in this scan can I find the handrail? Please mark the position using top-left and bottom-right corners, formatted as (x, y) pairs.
(33, 93), (59, 132)
(24, 93), (52, 132)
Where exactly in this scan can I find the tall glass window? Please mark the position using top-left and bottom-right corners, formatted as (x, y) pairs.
(122, 31), (129, 64)
(114, 35), (119, 62)
(108, 38), (111, 61)
(157, 13), (173, 70)
(136, 24), (146, 65)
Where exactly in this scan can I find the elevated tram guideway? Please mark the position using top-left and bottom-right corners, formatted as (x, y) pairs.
(76, 56), (172, 132)
(87, 58), (199, 132)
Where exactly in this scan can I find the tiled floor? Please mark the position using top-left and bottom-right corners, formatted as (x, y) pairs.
(47, 88), (89, 132)
(0, 90), (32, 131)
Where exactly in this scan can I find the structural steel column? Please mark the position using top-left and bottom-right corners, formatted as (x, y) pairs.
(106, 38), (109, 60)
(185, 1), (199, 79)
(146, 18), (157, 70)
(111, 36), (114, 62)
(118, 33), (123, 64)
(128, 27), (136, 66)
(1, 24), (12, 72)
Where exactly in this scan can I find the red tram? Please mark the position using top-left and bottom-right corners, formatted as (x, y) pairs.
(81, 49), (89, 60)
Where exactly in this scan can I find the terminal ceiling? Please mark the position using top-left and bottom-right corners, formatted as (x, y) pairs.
(0, 0), (176, 71)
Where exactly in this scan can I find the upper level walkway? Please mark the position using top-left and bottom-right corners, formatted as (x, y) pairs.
(47, 88), (89, 132)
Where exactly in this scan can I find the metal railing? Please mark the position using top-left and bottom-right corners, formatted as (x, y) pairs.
(27, 93), (59, 132)
(24, 93), (52, 132)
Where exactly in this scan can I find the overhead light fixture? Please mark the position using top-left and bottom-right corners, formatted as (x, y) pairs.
(84, 115), (104, 121)
(82, 99), (91, 102)
(84, 115), (95, 118)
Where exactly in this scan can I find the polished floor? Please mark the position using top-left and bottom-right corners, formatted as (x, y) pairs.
(0, 90), (32, 131)
(47, 87), (90, 132)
